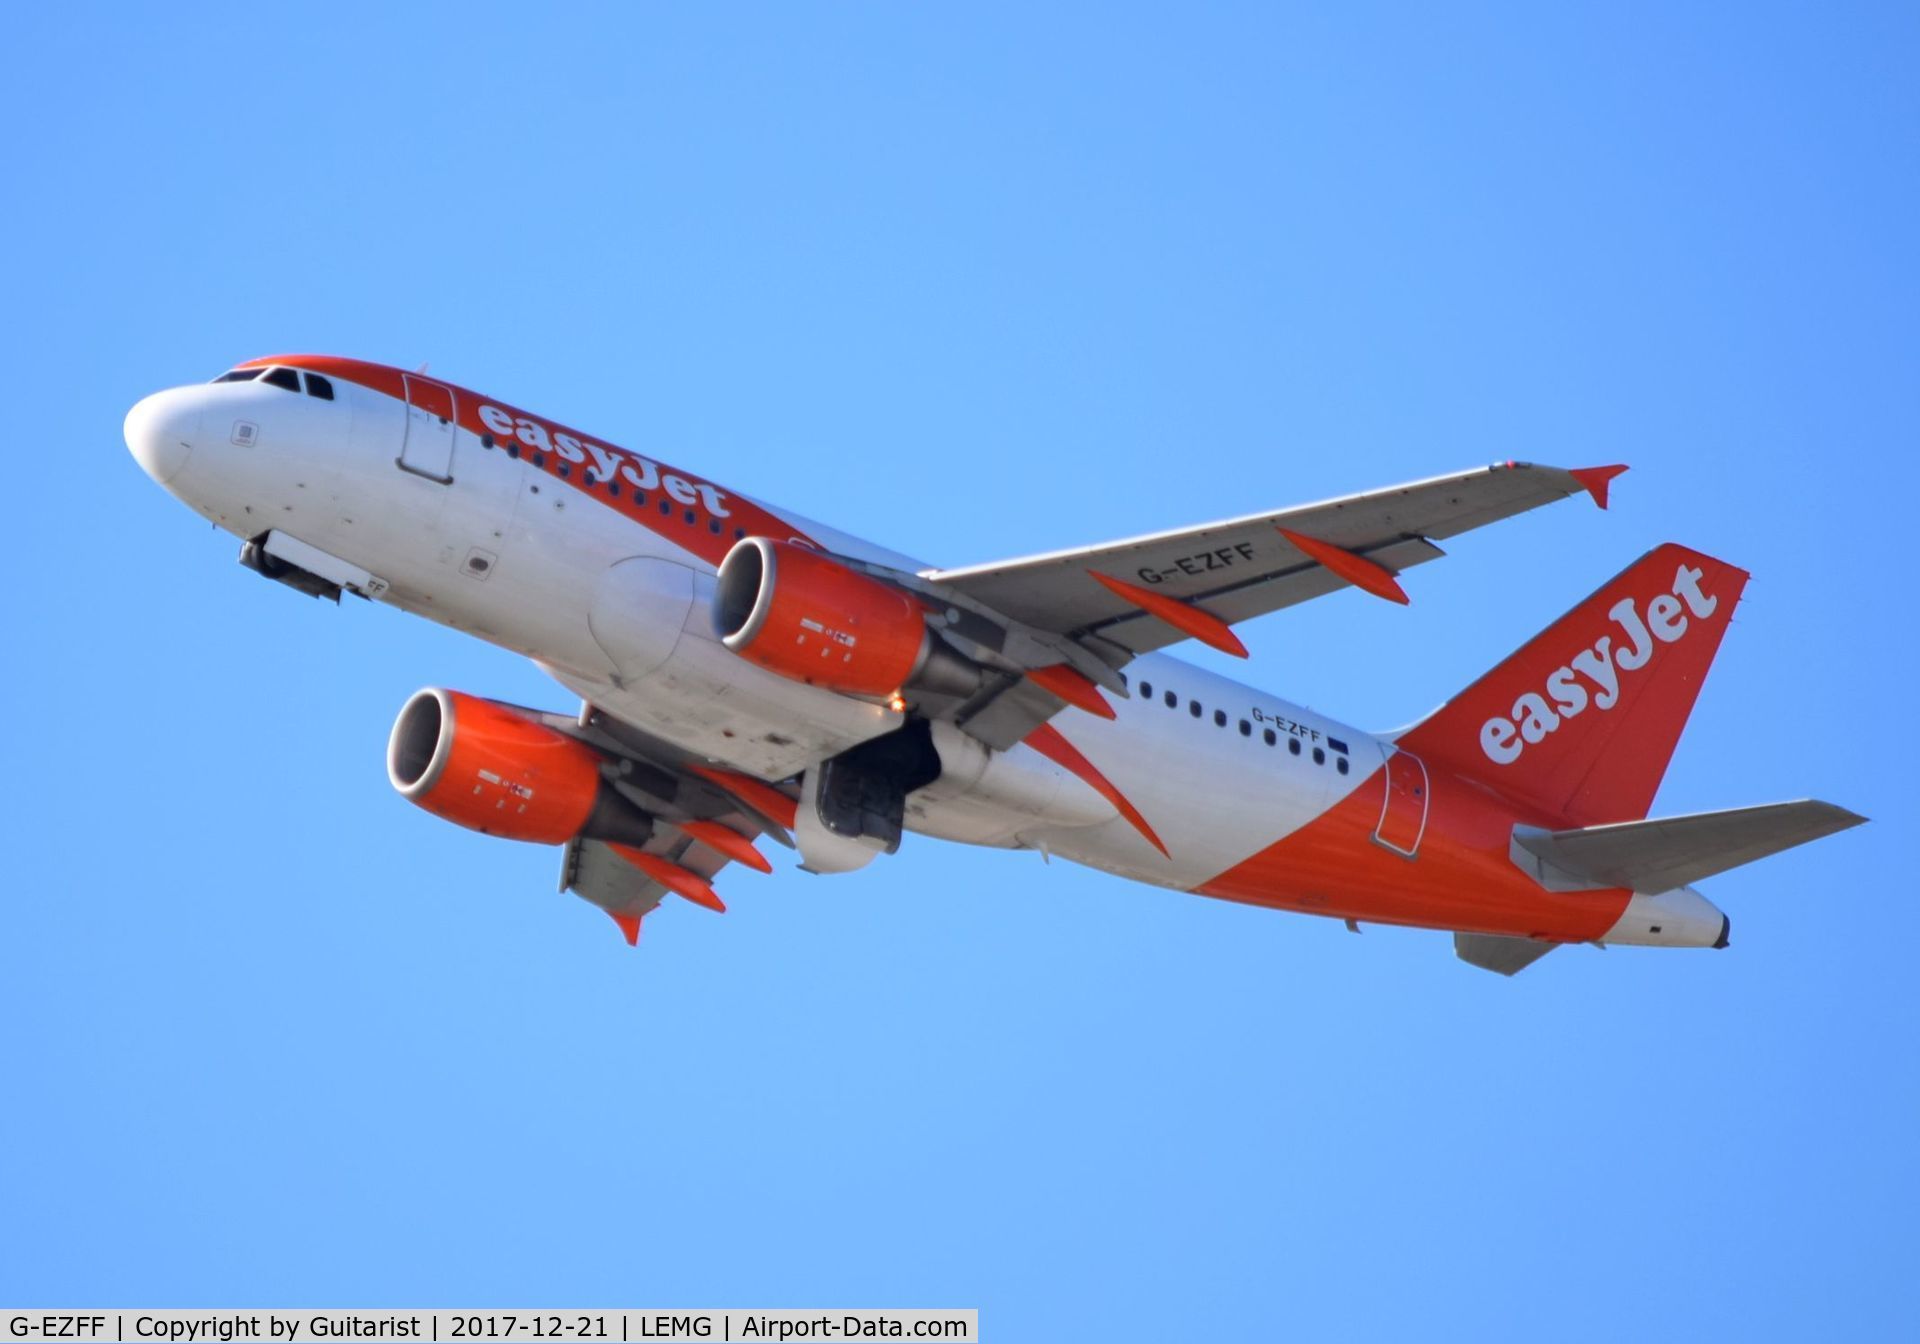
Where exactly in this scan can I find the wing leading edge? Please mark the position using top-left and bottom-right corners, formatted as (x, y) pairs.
(923, 462), (1622, 657)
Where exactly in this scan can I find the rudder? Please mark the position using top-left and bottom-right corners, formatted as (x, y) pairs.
(1397, 544), (1750, 826)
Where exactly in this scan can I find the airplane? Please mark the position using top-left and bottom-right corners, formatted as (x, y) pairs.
(124, 355), (1865, 974)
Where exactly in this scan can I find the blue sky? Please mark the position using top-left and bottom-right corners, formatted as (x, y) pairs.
(2, 3), (1913, 1337)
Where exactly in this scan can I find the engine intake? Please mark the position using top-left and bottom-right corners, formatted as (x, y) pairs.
(387, 688), (652, 846)
(714, 538), (981, 700)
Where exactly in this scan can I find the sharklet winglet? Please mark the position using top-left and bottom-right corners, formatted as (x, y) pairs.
(1569, 464), (1630, 510)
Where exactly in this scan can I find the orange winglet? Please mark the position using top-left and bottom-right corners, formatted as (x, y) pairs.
(611, 845), (728, 913)
(609, 911), (644, 946)
(678, 819), (773, 874)
(1026, 663), (1117, 719)
(1087, 571), (1249, 658)
(1568, 463), (1629, 510)
(688, 765), (800, 830)
(1278, 528), (1410, 605)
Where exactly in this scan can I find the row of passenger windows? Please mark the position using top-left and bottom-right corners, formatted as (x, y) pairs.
(203, 372), (743, 544)
(214, 366), (334, 400)
(1127, 677), (1351, 773)
(477, 432), (750, 540)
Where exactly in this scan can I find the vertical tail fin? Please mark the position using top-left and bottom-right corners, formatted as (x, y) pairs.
(1397, 544), (1750, 825)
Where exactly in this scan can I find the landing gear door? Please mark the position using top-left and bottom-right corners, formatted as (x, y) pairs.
(1372, 746), (1430, 858)
(398, 374), (456, 483)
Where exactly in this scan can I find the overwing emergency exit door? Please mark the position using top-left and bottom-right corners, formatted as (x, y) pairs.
(1372, 746), (1430, 858)
(398, 374), (456, 483)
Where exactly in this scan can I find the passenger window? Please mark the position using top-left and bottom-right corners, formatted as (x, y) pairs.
(1337, 756), (1350, 775)
(1313, 747), (1326, 765)
(1164, 691), (1176, 708)
(303, 373), (335, 400)
(1238, 720), (1251, 737)
(608, 481), (621, 497)
(1140, 681), (1152, 698)
(214, 369), (262, 382)
(1213, 709), (1227, 727)
(1189, 700), (1202, 718)
(262, 367), (300, 392)
(1263, 728), (1277, 746)
(1288, 738), (1301, 756)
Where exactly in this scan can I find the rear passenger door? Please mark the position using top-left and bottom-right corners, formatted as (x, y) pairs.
(1372, 746), (1430, 858)
(398, 374), (457, 483)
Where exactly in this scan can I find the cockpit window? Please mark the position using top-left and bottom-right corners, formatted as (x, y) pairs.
(262, 367), (301, 392)
(303, 372), (335, 400)
(214, 368), (262, 383)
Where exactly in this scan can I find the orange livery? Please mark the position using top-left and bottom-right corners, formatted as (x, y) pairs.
(126, 354), (1864, 972)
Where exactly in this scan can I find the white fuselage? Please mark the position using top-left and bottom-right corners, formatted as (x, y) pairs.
(126, 364), (1381, 898)
(132, 356), (1750, 955)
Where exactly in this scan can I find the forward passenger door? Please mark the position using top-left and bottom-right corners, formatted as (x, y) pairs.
(398, 374), (457, 483)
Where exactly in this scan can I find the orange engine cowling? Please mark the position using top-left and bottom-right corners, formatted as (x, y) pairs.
(714, 538), (948, 698)
(386, 688), (650, 845)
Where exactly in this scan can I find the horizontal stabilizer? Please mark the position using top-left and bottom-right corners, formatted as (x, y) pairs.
(1455, 932), (1560, 976)
(1513, 801), (1866, 894)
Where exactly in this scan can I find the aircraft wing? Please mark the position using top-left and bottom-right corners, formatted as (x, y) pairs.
(922, 462), (1622, 658)
(563, 837), (671, 925)
(538, 702), (793, 942)
(560, 830), (732, 941)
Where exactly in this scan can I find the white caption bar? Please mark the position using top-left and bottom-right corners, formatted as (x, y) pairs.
(1, 1315), (977, 1344)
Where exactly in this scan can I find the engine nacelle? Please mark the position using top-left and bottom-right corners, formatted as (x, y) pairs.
(714, 538), (979, 699)
(387, 688), (652, 846)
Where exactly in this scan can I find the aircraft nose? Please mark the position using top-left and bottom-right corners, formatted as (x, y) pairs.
(124, 388), (200, 486)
